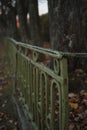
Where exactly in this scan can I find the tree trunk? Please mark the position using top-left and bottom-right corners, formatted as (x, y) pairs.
(48, 0), (85, 52)
(17, 0), (29, 42)
(29, 0), (42, 46)
(6, 7), (17, 39)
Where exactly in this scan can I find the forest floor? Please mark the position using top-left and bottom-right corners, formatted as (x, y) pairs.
(0, 44), (19, 130)
(68, 62), (87, 129)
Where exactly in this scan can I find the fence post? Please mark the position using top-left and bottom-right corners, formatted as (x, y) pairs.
(60, 57), (69, 130)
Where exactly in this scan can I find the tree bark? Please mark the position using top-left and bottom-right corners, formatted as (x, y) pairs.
(6, 7), (17, 39)
(29, 0), (42, 46)
(48, 0), (85, 52)
(17, 0), (30, 42)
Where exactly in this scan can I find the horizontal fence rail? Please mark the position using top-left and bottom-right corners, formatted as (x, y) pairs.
(4, 38), (87, 130)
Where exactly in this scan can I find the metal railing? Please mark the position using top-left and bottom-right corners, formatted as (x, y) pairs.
(4, 38), (87, 130)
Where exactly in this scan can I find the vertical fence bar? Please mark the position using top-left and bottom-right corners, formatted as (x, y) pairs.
(60, 58), (69, 130)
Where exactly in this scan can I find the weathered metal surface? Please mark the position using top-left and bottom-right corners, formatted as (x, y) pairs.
(4, 38), (69, 130)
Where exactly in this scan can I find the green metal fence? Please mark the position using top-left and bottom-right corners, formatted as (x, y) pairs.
(4, 38), (87, 130)
(3, 38), (87, 130)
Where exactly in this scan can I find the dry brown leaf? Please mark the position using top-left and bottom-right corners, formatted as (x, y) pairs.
(83, 92), (87, 99)
(69, 102), (78, 109)
(82, 99), (87, 105)
(68, 93), (76, 98)
(69, 123), (75, 130)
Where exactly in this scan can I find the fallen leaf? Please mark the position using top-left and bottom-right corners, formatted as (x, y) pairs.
(75, 69), (83, 74)
(83, 92), (87, 99)
(68, 93), (76, 98)
(82, 99), (87, 105)
(69, 123), (75, 130)
(69, 102), (78, 109)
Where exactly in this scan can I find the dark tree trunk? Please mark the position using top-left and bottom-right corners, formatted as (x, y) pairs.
(29, 0), (42, 46)
(7, 7), (17, 39)
(17, 0), (29, 42)
(48, 0), (85, 52)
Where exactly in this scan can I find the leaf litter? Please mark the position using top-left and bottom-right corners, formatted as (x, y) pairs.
(0, 48), (19, 130)
(69, 69), (87, 130)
